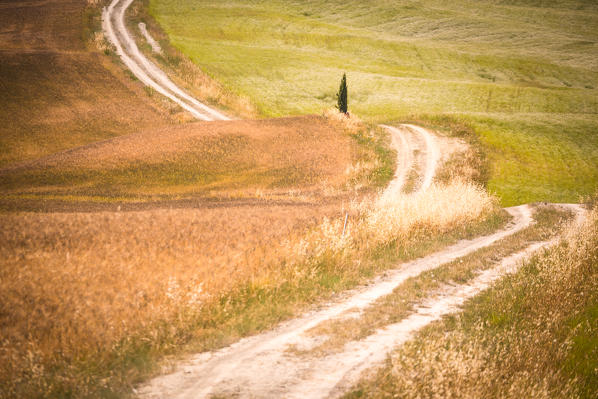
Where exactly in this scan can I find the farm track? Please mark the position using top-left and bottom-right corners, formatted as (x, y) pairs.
(103, 2), (586, 397)
(380, 124), (439, 195)
(102, 0), (230, 121)
(138, 201), (584, 399)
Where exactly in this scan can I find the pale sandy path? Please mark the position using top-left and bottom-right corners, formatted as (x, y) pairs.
(138, 22), (162, 54)
(137, 202), (581, 399)
(102, 0), (230, 121)
(380, 124), (440, 195)
(379, 125), (413, 197)
(402, 124), (440, 191)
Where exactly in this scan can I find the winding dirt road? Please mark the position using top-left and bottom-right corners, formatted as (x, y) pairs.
(379, 124), (440, 195)
(138, 202), (585, 399)
(102, 0), (230, 121)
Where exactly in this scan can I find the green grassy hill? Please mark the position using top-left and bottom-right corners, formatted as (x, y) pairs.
(149, 0), (598, 205)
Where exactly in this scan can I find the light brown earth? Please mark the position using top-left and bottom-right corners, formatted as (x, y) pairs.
(0, 0), (180, 168)
(0, 115), (358, 204)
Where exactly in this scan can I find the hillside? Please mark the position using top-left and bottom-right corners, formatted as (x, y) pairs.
(0, 115), (368, 209)
(0, 0), (177, 167)
(149, 0), (598, 205)
(1, 0), (597, 398)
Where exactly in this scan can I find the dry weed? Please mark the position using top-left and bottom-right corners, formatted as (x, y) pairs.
(323, 108), (365, 134)
(0, 203), (344, 397)
(283, 180), (497, 281)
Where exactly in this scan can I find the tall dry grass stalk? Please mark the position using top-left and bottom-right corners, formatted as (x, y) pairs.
(281, 180), (496, 281)
(323, 108), (365, 134)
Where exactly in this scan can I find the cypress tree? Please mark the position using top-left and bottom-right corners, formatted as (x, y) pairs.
(336, 73), (348, 114)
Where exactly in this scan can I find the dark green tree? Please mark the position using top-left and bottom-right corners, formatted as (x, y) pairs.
(336, 73), (348, 114)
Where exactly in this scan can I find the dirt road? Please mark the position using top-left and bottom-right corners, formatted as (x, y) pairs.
(380, 124), (440, 195)
(102, 0), (230, 121)
(137, 202), (584, 398)
(379, 125), (413, 196)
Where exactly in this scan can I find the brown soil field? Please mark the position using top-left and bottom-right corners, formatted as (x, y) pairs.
(0, 0), (175, 167)
(0, 115), (361, 203)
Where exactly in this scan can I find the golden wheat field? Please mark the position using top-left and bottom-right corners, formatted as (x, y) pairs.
(0, 175), (499, 396)
(0, 203), (342, 389)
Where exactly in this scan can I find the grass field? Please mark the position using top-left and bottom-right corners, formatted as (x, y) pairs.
(148, 0), (598, 205)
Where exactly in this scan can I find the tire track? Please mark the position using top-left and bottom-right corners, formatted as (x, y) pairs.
(381, 124), (440, 194)
(380, 125), (413, 197)
(138, 204), (583, 399)
(402, 124), (440, 191)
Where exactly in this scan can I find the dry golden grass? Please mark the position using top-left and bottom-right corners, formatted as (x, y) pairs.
(301, 205), (569, 357)
(0, 111), (393, 396)
(0, 202), (345, 396)
(0, 174), (499, 397)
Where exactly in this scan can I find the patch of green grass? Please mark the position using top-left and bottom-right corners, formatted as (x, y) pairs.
(463, 113), (598, 206)
(348, 125), (395, 189)
(149, 0), (598, 205)
(564, 302), (598, 398)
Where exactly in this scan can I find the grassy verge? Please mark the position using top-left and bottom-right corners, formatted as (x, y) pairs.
(324, 110), (395, 191)
(346, 203), (598, 398)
